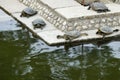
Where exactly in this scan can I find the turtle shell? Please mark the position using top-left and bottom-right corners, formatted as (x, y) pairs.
(32, 18), (46, 29)
(21, 7), (37, 17)
(65, 30), (81, 38)
(99, 26), (113, 34)
(90, 2), (108, 11)
(32, 18), (46, 26)
(57, 30), (88, 40)
(23, 7), (37, 15)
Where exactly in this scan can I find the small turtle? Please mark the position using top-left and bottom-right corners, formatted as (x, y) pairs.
(20, 7), (37, 17)
(32, 18), (46, 30)
(88, 1), (110, 13)
(96, 26), (119, 38)
(57, 30), (88, 40)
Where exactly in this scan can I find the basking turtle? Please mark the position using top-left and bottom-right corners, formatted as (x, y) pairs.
(20, 7), (38, 17)
(32, 18), (46, 30)
(57, 30), (88, 40)
(76, 0), (112, 6)
(96, 26), (119, 38)
(88, 1), (110, 13)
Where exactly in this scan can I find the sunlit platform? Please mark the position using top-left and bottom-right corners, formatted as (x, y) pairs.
(0, 0), (120, 45)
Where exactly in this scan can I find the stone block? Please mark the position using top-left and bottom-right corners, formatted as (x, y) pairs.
(63, 21), (67, 26)
(76, 26), (82, 31)
(82, 25), (88, 29)
(90, 20), (95, 24)
(40, 0), (81, 9)
(61, 26), (66, 31)
(95, 24), (100, 28)
(113, 21), (119, 26)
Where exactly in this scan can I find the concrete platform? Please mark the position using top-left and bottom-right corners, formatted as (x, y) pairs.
(40, 0), (120, 20)
(55, 3), (120, 20)
(40, 0), (81, 9)
(0, 0), (120, 46)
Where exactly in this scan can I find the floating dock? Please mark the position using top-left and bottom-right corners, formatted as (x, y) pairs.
(0, 0), (120, 45)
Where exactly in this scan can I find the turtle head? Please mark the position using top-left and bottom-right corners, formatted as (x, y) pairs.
(57, 35), (64, 39)
(113, 29), (119, 32)
(20, 12), (26, 17)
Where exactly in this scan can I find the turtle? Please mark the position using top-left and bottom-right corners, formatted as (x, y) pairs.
(32, 18), (46, 30)
(88, 1), (110, 13)
(96, 26), (119, 38)
(57, 30), (88, 40)
(20, 7), (38, 17)
(76, 0), (112, 6)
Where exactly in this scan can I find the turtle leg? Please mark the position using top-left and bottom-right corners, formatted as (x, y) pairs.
(102, 34), (106, 39)
(106, 9), (110, 12)
(41, 26), (44, 30)
(102, 10), (105, 12)
(20, 12), (24, 17)
(64, 35), (70, 40)
(96, 10), (102, 13)
(20, 12), (27, 17)
(96, 30), (101, 34)
(33, 26), (35, 30)
(41, 24), (45, 30)
(81, 33), (88, 36)
(26, 15), (30, 18)
(33, 24), (37, 30)
(87, 6), (91, 10)
(20, 13), (23, 17)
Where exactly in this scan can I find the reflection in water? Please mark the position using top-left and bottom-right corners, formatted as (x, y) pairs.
(0, 9), (120, 80)
(1, 30), (120, 80)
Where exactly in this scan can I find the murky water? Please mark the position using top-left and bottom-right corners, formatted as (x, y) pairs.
(0, 9), (120, 80)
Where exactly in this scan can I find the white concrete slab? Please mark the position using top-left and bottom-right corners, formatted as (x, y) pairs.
(106, 3), (120, 13)
(0, 0), (26, 13)
(55, 6), (96, 19)
(55, 3), (120, 19)
(37, 27), (120, 45)
(41, 0), (81, 9)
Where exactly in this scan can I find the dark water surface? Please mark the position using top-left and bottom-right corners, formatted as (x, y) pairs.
(0, 9), (120, 80)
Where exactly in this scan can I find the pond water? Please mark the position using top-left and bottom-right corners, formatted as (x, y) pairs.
(0, 9), (120, 80)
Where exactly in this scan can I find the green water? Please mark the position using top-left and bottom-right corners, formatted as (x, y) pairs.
(0, 9), (120, 80)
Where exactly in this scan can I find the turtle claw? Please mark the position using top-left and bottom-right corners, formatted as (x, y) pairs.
(102, 34), (106, 39)
(87, 6), (91, 10)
